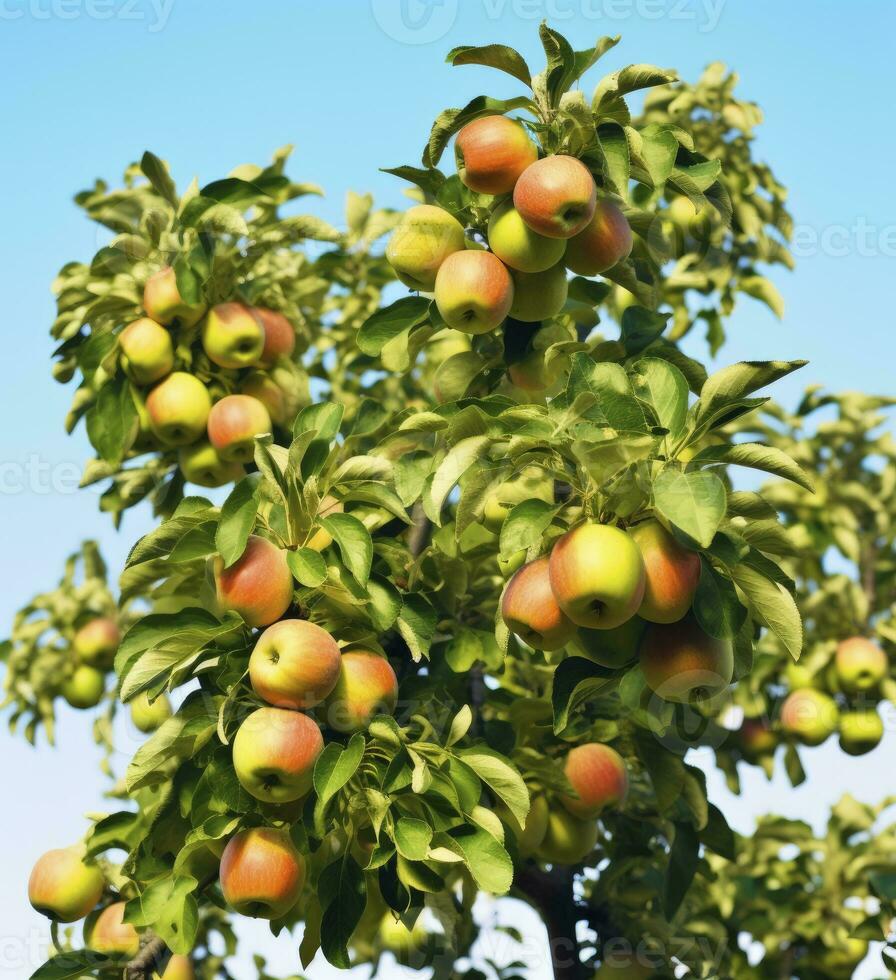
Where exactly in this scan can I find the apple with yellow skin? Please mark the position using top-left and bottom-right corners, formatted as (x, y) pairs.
(570, 617), (647, 668)
(155, 954), (194, 980)
(629, 520), (701, 624)
(28, 847), (104, 922)
(639, 618), (733, 703)
(220, 827), (306, 919)
(561, 743), (628, 818)
(306, 495), (344, 551)
(509, 264), (569, 322)
(143, 267), (206, 328)
(179, 441), (244, 488)
(213, 535), (293, 628)
(738, 717), (777, 760)
(514, 155), (597, 239)
(251, 307), (296, 366)
(62, 666), (105, 709)
(838, 708), (883, 756)
(130, 692), (172, 733)
(324, 650), (399, 733)
(249, 619), (342, 710)
(201, 303), (265, 369)
(536, 807), (598, 865)
(232, 706), (323, 803)
(242, 372), (288, 426)
(207, 394), (272, 463)
(118, 317), (174, 386)
(73, 617), (120, 668)
(487, 199), (567, 273)
(501, 557), (576, 652)
(835, 636), (888, 694)
(780, 688), (839, 746)
(497, 794), (550, 856)
(434, 250), (514, 334)
(548, 524), (646, 629)
(455, 115), (538, 195)
(564, 199), (633, 275)
(88, 902), (140, 957)
(386, 205), (466, 291)
(145, 372), (212, 446)
(481, 466), (554, 532)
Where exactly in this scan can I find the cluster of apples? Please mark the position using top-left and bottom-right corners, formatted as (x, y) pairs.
(502, 520), (734, 704)
(211, 535), (399, 919)
(124, 267), (299, 487)
(386, 115), (632, 345)
(28, 847), (193, 977)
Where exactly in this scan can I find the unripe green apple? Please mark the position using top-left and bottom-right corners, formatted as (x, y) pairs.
(28, 846), (104, 922)
(213, 535), (293, 628)
(834, 636), (888, 694)
(666, 196), (713, 240)
(838, 708), (883, 756)
(564, 199), (633, 276)
(513, 155), (597, 239)
(201, 303), (265, 369)
(509, 264), (569, 322)
(548, 524), (646, 629)
(561, 743), (628, 818)
(251, 307), (296, 366)
(220, 827), (305, 919)
(501, 557), (576, 652)
(629, 521), (701, 624)
(154, 953), (195, 980)
(324, 650), (399, 733)
(143, 267), (206, 328)
(497, 794), (550, 856)
(570, 617), (647, 668)
(738, 717), (777, 760)
(62, 666), (105, 709)
(481, 466), (554, 532)
(434, 250), (514, 334)
(639, 618), (733, 703)
(179, 441), (245, 488)
(207, 394), (272, 463)
(249, 619), (342, 709)
(130, 691), (172, 733)
(242, 372), (289, 426)
(455, 115), (538, 195)
(118, 317), (174, 386)
(536, 807), (598, 864)
(145, 372), (212, 446)
(232, 706), (323, 803)
(73, 617), (120, 669)
(386, 205), (466, 291)
(487, 199), (567, 273)
(88, 902), (140, 957)
(379, 912), (427, 963)
(780, 688), (839, 746)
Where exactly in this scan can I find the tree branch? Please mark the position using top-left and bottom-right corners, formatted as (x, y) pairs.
(407, 502), (431, 559)
(125, 933), (168, 980)
(515, 865), (586, 980)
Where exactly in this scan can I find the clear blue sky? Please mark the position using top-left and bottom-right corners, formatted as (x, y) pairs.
(1, 3), (895, 978)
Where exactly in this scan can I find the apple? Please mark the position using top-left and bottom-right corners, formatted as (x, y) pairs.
(213, 535), (294, 628)
(629, 520), (701, 624)
(639, 618), (734, 703)
(62, 666), (105, 709)
(838, 708), (883, 756)
(249, 619), (342, 709)
(835, 637), (888, 694)
(179, 441), (245, 488)
(434, 250), (514, 334)
(232, 706), (323, 803)
(219, 827), (306, 919)
(379, 912), (427, 963)
(118, 317), (174, 386)
(88, 902), (140, 957)
(251, 307), (296, 366)
(455, 115), (538, 195)
(536, 807), (598, 865)
(666, 196), (713, 240)
(487, 199), (567, 273)
(155, 954), (194, 980)
(73, 617), (120, 669)
(508, 264), (569, 323)
(207, 394), (272, 463)
(201, 303), (265, 369)
(548, 524), (646, 629)
(513, 155), (597, 239)
(564, 199), (633, 276)
(498, 794), (550, 856)
(324, 650), (399, 733)
(738, 717), (777, 760)
(501, 557), (576, 652)
(145, 372), (212, 446)
(242, 372), (289, 426)
(561, 743), (628, 818)
(507, 350), (564, 392)
(28, 847), (104, 922)
(130, 692), (172, 733)
(481, 466), (554, 532)
(306, 495), (344, 551)
(143, 267), (206, 328)
(570, 617), (647, 668)
(386, 205), (466, 291)
(780, 688), (839, 746)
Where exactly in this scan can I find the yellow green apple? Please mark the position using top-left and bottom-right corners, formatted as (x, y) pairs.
(28, 846), (104, 922)
(536, 807), (598, 864)
(570, 617), (647, 668)
(509, 264), (569, 322)
(62, 666), (105, 709)
(118, 317), (174, 386)
(73, 617), (120, 669)
(249, 619), (342, 709)
(143, 267), (206, 328)
(207, 394), (272, 463)
(87, 902), (140, 957)
(487, 199), (567, 273)
(145, 372), (212, 446)
(780, 688), (839, 746)
(324, 650), (399, 733)
(434, 249), (514, 334)
(130, 692), (172, 733)
(386, 205), (466, 291)
(178, 441), (244, 488)
(838, 708), (883, 756)
(219, 827), (305, 919)
(201, 302), (265, 369)
(834, 637), (888, 694)
(629, 520), (701, 624)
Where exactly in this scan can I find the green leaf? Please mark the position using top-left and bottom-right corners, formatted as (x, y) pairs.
(433, 825), (513, 895)
(287, 547), (327, 588)
(426, 436), (493, 524)
(357, 297), (431, 357)
(597, 123), (630, 197)
(739, 275), (785, 318)
(593, 64), (677, 114)
(396, 593), (438, 661)
(318, 853), (367, 969)
(215, 474), (260, 567)
(695, 360), (807, 428)
(447, 705), (473, 746)
(653, 468), (726, 548)
(663, 822), (700, 919)
(31, 952), (111, 979)
(140, 150), (178, 207)
(86, 377), (138, 466)
(321, 513), (373, 587)
(630, 356), (689, 441)
(424, 96), (535, 168)
(728, 563), (803, 660)
(690, 442), (815, 492)
(692, 559), (745, 639)
(699, 803), (736, 861)
(619, 306), (668, 355)
(314, 733), (366, 809)
(446, 43), (532, 85)
(394, 817), (433, 861)
(456, 747), (529, 827)
(551, 656), (619, 737)
(499, 499), (557, 562)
